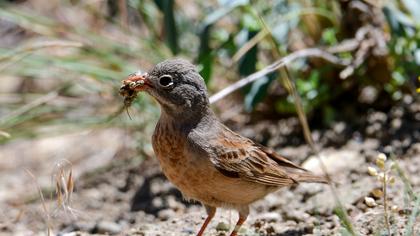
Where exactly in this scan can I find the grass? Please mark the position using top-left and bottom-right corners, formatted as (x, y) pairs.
(0, 2), (165, 143)
(25, 169), (53, 236)
(22, 160), (79, 235)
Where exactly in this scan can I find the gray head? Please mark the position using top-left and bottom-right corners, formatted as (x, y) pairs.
(133, 59), (210, 121)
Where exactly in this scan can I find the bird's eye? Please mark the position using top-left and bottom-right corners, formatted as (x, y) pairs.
(158, 75), (174, 88)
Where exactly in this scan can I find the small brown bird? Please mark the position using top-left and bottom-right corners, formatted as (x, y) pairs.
(120, 59), (327, 236)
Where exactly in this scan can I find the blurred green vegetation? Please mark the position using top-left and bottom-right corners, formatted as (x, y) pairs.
(0, 0), (419, 144)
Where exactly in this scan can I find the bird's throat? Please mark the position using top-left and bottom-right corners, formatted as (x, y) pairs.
(159, 106), (216, 134)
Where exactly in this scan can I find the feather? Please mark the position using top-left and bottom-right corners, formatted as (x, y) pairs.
(209, 124), (327, 186)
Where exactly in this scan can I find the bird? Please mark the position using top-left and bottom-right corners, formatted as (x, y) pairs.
(120, 59), (327, 236)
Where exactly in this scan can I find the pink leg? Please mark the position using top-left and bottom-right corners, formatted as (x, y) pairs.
(196, 205), (216, 236)
(229, 207), (249, 236)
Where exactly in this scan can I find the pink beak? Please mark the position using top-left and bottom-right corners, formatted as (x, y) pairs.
(122, 72), (152, 92)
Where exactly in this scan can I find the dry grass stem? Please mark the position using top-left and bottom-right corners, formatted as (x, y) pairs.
(24, 169), (53, 236)
(0, 41), (83, 72)
(0, 91), (58, 125)
(52, 160), (77, 218)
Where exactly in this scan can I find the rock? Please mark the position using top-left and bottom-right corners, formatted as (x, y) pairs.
(152, 198), (164, 209)
(391, 107), (404, 118)
(283, 209), (310, 222)
(302, 149), (364, 175)
(167, 195), (185, 211)
(333, 122), (346, 134)
(367, 111), (387, 124)
(74, 222), (96, 232)
(60, 232), (89, 236)
(407, 143), (420, 155)
(158, 209), (175, 221)
(403, 94), (413, 104)
(255, 212), (282, 222)
(96, 221), (122, 234)
(215, 222), (230, 232)
(358, 86), (378, 104)
(358, 138), (380, 151)
(391, 118), (402, 130)
(366, 122), (382, 136)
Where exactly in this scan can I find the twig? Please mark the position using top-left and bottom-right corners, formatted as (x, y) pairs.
(339, 38), (374, 79)
(209, 48), (350, 104)
(231, 29), (269, 63)
(338, 25), (387, 79)
(383, 170), (391, 235)
(25, 169), (53, 236)
(0, 130), (11, 138)
(327, 39), (359, 54)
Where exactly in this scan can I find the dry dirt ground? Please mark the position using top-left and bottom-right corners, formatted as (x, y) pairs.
(1, 100), (419, 236)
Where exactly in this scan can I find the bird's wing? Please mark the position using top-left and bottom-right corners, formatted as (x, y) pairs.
(207, 125), (326, 186)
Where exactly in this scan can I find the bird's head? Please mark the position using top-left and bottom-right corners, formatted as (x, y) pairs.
(121, 59), (210, 120)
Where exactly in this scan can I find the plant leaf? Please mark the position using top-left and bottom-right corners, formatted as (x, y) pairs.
(154, 0), (178, 54)
(197, 0), (249, 82)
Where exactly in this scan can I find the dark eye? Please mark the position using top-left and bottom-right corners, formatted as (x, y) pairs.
(158, 75), (174, 88)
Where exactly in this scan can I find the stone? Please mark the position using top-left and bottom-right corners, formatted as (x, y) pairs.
(96, 221), (122, 234)
(255, 212), (282, 222)
(215, 222), (230, 232)
(302, 149), (364, 175)
(158, 209), (175, 221)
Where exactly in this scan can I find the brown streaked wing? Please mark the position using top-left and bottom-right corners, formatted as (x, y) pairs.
(208, 127), (298, 187)
(256, 144), (307, 171)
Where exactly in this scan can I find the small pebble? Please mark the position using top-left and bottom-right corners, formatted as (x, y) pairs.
(75, 222), (96, 232)
(391, 118), (402, 129)
(364, 197), (377, 207)
(96, 221), (122, 234)
(158, 209), (175, 221)
(216, 222), (230, 232)
(257, 212), (281, 222)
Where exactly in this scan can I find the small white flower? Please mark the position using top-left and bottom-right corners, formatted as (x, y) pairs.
(365, 197), (377, 207)
(377, 153), (387, 162)
(368, 167), (378, 176)
(376, 159), (385, 170)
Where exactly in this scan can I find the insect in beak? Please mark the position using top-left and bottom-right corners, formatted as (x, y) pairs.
(119, 72), (149, 119)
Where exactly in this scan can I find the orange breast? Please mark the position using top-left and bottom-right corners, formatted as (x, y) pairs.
(153, 135), (201, 200)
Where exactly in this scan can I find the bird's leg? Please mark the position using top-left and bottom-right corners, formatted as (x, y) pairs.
(196, 205), (216, 236)
(229, 206), (249, 236)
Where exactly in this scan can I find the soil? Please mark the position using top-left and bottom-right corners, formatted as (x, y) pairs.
(1, 99), (419, 236)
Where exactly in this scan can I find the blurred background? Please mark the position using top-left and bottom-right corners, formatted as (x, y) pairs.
(0, 0), (419, 235)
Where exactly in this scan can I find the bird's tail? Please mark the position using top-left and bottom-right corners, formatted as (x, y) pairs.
(295, 172), (328, 184)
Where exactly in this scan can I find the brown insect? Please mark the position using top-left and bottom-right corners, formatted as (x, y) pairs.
(119, 72), (147, 117)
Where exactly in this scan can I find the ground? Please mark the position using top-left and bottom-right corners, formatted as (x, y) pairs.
(1, 100), (419, 236)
